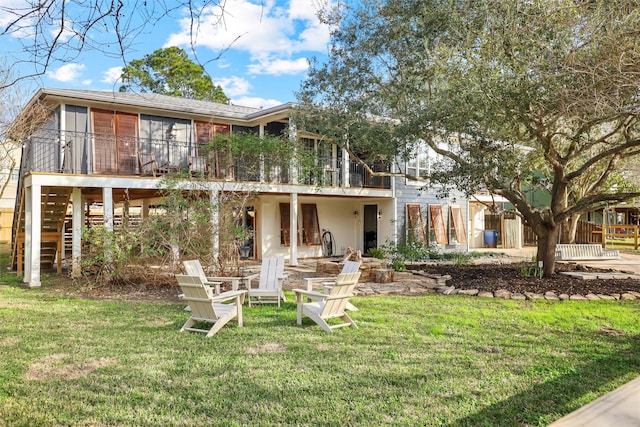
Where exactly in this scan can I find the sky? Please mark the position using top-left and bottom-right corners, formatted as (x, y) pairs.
(0, 0), (333, 109)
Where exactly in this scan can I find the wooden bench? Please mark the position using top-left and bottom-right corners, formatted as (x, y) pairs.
(555, 244), (620, 261)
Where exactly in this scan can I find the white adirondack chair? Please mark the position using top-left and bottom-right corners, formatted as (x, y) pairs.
(176, 274), (246, 337)
(182, 260), (223, 294)
(245, 257), (287, 307)
(303, 260), (361, 311)
(293, 272), (361, 333)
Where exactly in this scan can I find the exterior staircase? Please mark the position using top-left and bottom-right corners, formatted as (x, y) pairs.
(11, 186), (72, 273)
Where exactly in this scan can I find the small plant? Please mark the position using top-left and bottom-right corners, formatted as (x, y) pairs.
(520, 256), (543, 278)
(390, 258), (407, 272)
(368, 247), (386, 259)
(445, 251), (474, 266)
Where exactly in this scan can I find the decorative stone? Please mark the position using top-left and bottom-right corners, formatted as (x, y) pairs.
(586, 293), (601, 300)
(442, 286), (457, 295)
(525, 292), (544, 299)
(597, 294), (615, 300)
(621, 293), (636, 300)
(559, 294), (570, 300)
(494, 289), (511, 299)
(569, 294), (587, 300)
(477, 291), (494, 298)
(458, 289), (479, 296)
(511, 293), (527, 300)
(374, 268), (395, 283)
(545, 294), (559, 300)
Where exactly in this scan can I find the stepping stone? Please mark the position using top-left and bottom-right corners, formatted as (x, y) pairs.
(559, 272), (598, 280)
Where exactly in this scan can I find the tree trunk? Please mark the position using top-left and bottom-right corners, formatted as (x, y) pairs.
(560, 214), (580, 244)
(536, 225), (560, 277)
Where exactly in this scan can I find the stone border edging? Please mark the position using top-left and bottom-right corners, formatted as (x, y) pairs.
(432, 283), (640, 301)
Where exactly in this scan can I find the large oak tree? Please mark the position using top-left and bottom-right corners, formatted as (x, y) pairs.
(297, 0), (640, 276)
(119, 47), (228, 103)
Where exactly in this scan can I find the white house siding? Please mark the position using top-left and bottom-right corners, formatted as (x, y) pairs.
(394, 177), (469, 252)
(254, 194), (394, 260)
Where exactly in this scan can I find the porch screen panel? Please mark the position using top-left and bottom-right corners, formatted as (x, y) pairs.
(30, 113), (59, 173)
(407, 204), (427, 244)
(450, 205), (467, 243)
(429, 204), (448, 244)
(115, 112), (138, 174)
(64, 105), (88, 173)
(140, 115), (191, 167)
(92, 109), (117, 173)
(195, 121), (231, 178)
(301, 204), (321, 245)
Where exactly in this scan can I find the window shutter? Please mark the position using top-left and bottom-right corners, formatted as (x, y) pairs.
(279, 203), (291, 246)
(429, 204), (448, 244)
(301, 204), (321, 245)
(450, 205), (467, 243)
(407, 204), (427, 244)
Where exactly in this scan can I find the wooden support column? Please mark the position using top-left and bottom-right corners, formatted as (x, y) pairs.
(103, 187), (114, 266)
(289, 192), (298, 266)
(211, 190), (219, 265)
(25, 182), (42, 288)
(71, 188), (83, 278)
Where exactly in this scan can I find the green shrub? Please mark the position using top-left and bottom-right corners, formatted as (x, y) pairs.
(390, 258), (407, 272)
(368, 247), (386, 259)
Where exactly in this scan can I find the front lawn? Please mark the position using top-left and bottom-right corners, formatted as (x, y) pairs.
(1, 280), (639, 426)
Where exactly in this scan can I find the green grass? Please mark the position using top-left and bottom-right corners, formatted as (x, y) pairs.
(1, 279), (639, 426)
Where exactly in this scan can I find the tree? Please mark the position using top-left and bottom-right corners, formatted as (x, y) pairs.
(119, 47), (228, 103)
(0, 1), (232, 90)
(297, 0), (640, 276)
(0, 66), (51, 200)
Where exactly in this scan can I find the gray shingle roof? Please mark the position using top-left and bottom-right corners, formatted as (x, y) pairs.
(38, 88), (292, 121)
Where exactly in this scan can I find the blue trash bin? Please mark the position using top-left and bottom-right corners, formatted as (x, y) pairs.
(483, 230), (498, 248)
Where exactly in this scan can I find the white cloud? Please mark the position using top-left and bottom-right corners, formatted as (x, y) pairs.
(247, 57), (308, 75)
(165, 0), (331, 76)
(46, 63), (86, 82)
(215, 76), (251, 97)
(0, 0), (34, 36)
(101, 66), (123, 84)
(232, 96), (283, 109)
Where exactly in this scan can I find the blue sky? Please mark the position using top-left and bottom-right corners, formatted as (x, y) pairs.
(0, 0), (332, 109)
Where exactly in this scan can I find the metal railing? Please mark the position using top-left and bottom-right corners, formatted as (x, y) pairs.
(24, 130), (391, 189)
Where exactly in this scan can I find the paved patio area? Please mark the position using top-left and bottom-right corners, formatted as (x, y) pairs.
(548, 376), (640, 427)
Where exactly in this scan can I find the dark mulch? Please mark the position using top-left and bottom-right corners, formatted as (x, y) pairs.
(418, 262), (640, 296)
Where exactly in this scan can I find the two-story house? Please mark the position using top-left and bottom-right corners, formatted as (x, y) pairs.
(12, 88), (401, 287)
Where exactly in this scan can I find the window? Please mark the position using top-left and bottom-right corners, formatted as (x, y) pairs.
(406, 140), (437, 185)
(406, 139), (455, 185)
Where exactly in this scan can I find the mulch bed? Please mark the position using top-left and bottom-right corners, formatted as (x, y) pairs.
(417, 262), (640, 296)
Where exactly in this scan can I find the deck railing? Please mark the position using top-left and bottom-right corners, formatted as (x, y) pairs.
(23, 131), (391, 189)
